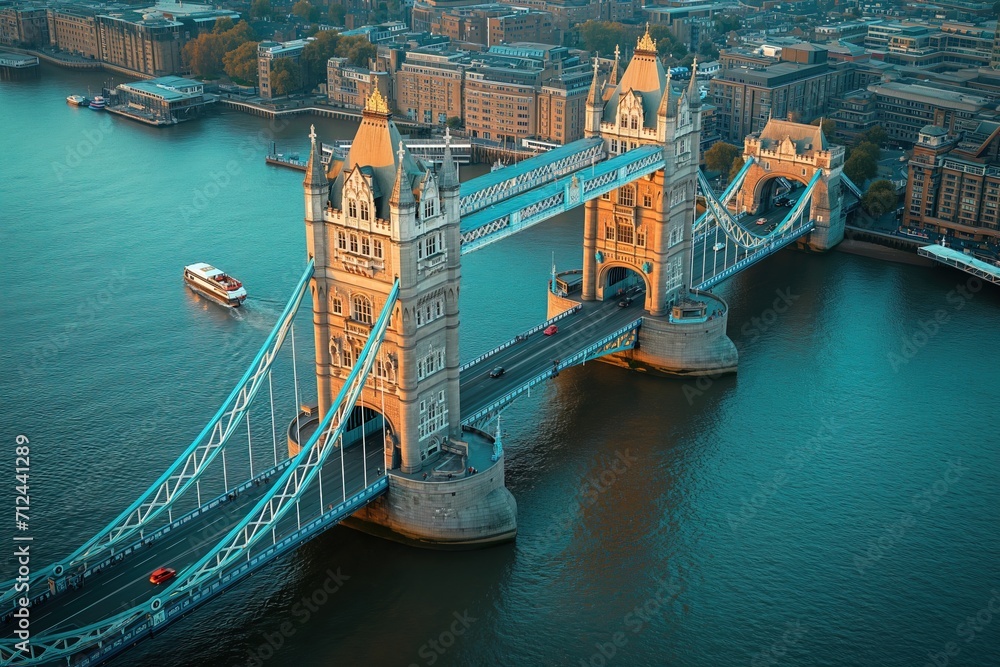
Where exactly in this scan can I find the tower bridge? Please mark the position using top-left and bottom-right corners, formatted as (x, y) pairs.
(1, 29), (854, 667)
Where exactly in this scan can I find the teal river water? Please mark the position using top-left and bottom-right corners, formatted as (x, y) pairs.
(2, 65), (1000, 667)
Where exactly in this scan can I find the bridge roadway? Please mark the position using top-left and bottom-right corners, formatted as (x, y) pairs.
(458, 293), (643, 419)
(691, 186), (807, 288)
(26, 297), (642, 653)
(27, 440), (384, 641)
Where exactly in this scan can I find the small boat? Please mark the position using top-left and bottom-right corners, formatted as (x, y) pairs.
(67, 94), (88, 106)
(183, 263), (247, 308)
(89, 96), (106, 110)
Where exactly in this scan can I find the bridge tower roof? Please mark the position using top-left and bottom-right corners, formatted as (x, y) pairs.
(332, 89), (425, 218)
(602, 25), (667, 128)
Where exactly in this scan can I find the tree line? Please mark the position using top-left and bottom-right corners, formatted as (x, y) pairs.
(182, 18), (377, 96)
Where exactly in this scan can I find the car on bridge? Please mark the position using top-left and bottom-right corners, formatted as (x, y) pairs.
(712, 242), (725, 252)
(149, 567), (176, 585)
(489, 366), (505, 378)
(756, 217), (767, 225)
(544, 325), (558, 336)
(618, 297), (632, 308)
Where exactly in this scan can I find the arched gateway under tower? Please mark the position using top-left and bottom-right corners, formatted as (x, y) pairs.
(297, 91), (516, 547)
(737, 119), (845, 252)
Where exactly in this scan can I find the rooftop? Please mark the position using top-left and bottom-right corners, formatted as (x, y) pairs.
(118, 75), (204, 100)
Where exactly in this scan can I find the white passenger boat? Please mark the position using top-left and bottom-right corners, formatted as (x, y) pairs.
(183, 263), (247, 307)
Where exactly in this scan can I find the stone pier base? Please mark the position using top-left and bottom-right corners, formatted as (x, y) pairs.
(548, 289), (738, 377)
(343, 462), (517, 549)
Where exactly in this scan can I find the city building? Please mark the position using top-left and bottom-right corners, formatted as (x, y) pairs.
(710, 44), (853, 143)
(904, 123), (1000, 241)
(0, 5), (48, 48)
(827, 89), (878, 142)
(46, 6), (100, 60)
(113, 74), (212, 122)
(327, 57), (391, 108)
(340, 21), (409, 44)
(394, 49), (465, 123)
(536, 67), (590, 144)
(44, 1), (238, 72)
(258, 38), (312, 100)
(866, 79), (998, 143)
(97, 12), (183, 77)
(435, 5), (555, 47)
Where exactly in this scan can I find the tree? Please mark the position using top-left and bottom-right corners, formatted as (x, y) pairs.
(728, 156), (745, 182)
(844, 151), (877, 185)
(338, 34), (376, 68)
(698, 40), (719, 60)
(446, 116), (462, 129)
(715, 14), (740, 33)
(704, 142), (741, 176)
(579, 21), (630, 57)
(250, 0), (273, 20)
(857, 126), (887, 147)
(183, 32), (226, 79)
(861, 180), (897, 216)
(212, 17), (236, 34)
(185, 20), (257, 79)
(851, 140), (881, 163)
(292, 0), (313, 21)
(328, 3), (346, 24)
(301, 30), (341, 89)
(269, 57), (301, 97)
(224, 41), (260, 85)
(810, 117), (836, 137)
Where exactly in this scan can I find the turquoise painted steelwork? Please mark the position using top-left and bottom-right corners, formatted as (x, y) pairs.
(0, 260), (316, 613)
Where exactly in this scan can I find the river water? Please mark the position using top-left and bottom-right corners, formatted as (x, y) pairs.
(2, 65), (1000, 667)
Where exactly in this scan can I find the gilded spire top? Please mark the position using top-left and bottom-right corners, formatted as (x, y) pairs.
(364, 88), (390, 115)
(636, 24), (656, 54)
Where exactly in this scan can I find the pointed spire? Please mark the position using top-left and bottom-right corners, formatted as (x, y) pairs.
(389, 140), (414, 208)
(304, 124), (327, 187)
(439, 127), (459, 191)
(687, 57), (701, 109)
(586, 55), (601, 107)
(659, 68), (673, 118)
(608, 45), (620, 86)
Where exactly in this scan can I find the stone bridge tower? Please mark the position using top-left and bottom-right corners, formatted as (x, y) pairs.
(559, 27), (737, 377)
(302, 91), (516, 546)
(582, 29), (703, 316)
(737, 118), (845, 251)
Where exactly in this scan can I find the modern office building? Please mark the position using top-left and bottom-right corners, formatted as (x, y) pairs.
(710, 44), (853, 143)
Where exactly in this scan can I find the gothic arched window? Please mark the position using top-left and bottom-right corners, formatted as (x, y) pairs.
(360, 200), (370, 221)
(352, 294), (373, 324)
(348, 198), (358, 218)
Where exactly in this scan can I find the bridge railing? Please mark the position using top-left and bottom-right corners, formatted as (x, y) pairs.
(14, 478), (390, 667)
(0, 260), (316, 611)
(461, 319), (641, 426)
(696, 222), (815, 290)
(459, 304), (583, 373)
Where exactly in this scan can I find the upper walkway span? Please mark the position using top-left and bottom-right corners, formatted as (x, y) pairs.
(459, 137), (604, 217)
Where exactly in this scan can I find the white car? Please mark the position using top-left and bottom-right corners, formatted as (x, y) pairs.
(756, 217), (767, 225)
(712, 242), (725, 251)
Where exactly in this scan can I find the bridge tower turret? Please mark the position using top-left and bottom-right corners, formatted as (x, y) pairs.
(301, 91), (516, 547)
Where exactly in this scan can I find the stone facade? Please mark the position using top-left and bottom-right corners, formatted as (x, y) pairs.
(738, 119), (845, 252)
(302, 91), (516, 547)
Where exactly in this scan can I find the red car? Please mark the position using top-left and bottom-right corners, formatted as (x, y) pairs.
(149, 567), (176, 585)
(544, 325), (558, 336)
